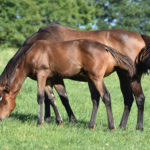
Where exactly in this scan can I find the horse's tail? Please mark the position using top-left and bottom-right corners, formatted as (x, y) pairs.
(104, 45), (135, 77)
(136, 34), (150, 74)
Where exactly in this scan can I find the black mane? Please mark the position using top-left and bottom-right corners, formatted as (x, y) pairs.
(0, 41), (33, 86)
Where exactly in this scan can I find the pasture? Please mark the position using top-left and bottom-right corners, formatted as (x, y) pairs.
(0, 48), (150, 150)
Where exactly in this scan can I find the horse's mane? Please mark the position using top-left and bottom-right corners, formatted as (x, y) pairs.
(136, 34), (150, 74)
(0, 42), (33, 86)
(104, 45), (135, 77)
(38, 23), (75, 33)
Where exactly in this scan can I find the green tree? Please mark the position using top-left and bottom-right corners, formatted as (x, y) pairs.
(1, 0), (150, 47)
(0, 0), (41, 47)
(0, 0), (97, 47)
(95, 0), (150, 34)
(37, 0), (96, 29)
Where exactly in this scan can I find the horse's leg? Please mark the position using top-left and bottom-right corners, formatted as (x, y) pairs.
(117, 71), (134, 129)
(44, 82), (55, 122)
(90, 78), (115, 130)
(88, 81), (100, 129)
(37, 72), (47, 125)
(44, 91), (51, 122)
(54, 80), (77, 123)
(45, 85), (63, 124)
(130, 80), (145, 130)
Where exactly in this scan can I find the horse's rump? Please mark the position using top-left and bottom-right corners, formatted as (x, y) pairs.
(136, 35), (150, 74)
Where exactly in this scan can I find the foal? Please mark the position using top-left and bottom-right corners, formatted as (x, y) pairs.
(0, 39), (135, 129)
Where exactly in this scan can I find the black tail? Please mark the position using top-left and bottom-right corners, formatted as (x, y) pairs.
(104, 45), (135, 77)
(136, 34), (150, 74)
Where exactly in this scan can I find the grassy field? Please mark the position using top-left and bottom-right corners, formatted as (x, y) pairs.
(0, 48), (150, 150)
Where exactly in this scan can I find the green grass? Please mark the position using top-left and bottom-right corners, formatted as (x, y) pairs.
(0, 48), (150, 150)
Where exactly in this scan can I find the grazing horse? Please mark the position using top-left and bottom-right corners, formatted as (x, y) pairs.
(16, 23), (150, 130)
(0, 39), (135, 130)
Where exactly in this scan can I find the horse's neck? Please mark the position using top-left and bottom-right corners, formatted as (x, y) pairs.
(9, 63), (27, 95)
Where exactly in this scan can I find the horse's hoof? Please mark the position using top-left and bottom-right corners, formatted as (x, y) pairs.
(69, 116), (77, 123)
(45, 117), (51, 123)
(57, 122), (63, 127)
(57, 120), (63, 125)
(136, 125), (143, 131)
(37, 120), (44, 127)
(110, 127), (115, 132)
(110, 126), (115, 131)
(109, 124), (115, 131)
(89, 124), (95, 130)
(119, 124), (125, 129)
(89, 127), (94, 131)
(119, 125), (126, 130)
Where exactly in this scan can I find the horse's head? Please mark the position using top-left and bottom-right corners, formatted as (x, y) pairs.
(0, 85), (16, 121)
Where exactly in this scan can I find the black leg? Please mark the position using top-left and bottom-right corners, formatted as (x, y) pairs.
(45, 86), (63, 124)
(119, 90), (134, 129)
(117, 70), (145, 130)
(89, 78), (115, 130)
(44, 92), (51, 123)
(117, 71), (134, 129)
(131, 80), (145, 130)
(54, 79), (77, 123)
(88, 81), (100, 129)
(102, 87), (114, 130)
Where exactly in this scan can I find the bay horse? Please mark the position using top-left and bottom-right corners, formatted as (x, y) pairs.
(15, 23), (150, 130)
(0, 39), (135, 130)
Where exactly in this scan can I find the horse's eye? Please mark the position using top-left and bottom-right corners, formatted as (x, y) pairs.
(0, 96), (2, 102)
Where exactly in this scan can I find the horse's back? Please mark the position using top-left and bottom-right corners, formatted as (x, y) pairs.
(38, 24), (145, 61)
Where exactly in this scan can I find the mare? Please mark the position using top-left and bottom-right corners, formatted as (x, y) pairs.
(0, 39), (135, 129)
(1, 24), (150, 130)
(15, 23), (150, 130)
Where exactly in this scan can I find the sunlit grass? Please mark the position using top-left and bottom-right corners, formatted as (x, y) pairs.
(0, 48), (150, 150)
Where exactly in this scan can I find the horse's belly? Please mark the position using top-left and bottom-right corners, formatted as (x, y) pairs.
(104, 66), (115, 77)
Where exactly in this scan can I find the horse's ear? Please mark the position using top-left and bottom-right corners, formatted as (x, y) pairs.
(3, 85), (10, 93)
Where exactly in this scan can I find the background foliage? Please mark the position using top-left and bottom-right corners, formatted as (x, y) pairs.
(0, 0), (150, 47)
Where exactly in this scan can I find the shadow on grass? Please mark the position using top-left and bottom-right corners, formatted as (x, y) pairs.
(10, 113), (57, 124)
(9, 113), (109, 130)
(10, 113), (37, 123)
(9, 112), (90, 128)
(63, 118), (89, 129)
(63, 119), (111, 131)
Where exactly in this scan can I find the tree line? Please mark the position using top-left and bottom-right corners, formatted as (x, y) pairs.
(0, 0), (150, 47)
